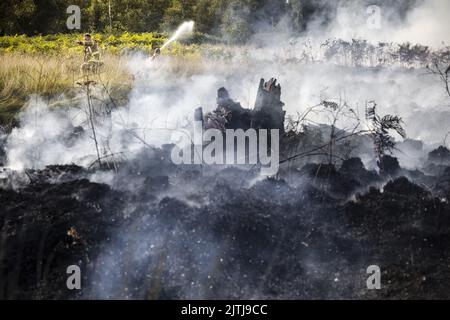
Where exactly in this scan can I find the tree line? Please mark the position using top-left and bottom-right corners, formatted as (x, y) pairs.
(0, 0), (419, 43)
(0, 0), (324, 42)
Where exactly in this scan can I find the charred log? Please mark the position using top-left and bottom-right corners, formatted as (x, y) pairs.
(205, 78), (286, 132)
(215, 87), (252, 130)
(252, 78), (286, 133)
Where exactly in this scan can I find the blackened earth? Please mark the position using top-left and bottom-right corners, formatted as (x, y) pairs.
(1, 147), (450, 299)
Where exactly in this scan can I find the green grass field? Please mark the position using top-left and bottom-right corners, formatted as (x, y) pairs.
(0, 33), (167, 55)
(0, 33), (227, 127)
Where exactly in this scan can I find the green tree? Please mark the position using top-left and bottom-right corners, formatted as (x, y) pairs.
(193, 0), (226, 34)
(0, 0), (35, 34)
(0, 0), (308, 37)
(287, 0), (305, 32)
(220, 0), (252, 43)
(161, 0), (197, 30)
(85, 0), (171, 33)
(0, 0), (70, 35)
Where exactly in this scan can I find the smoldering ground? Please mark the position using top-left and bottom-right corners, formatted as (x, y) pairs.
(2, 59), (450, 299)
(4, 49), (450, 171)
(2, 140), (450, 299)
(1, 0), (450, 299)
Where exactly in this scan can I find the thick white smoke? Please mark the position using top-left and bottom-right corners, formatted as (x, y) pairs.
(6, 52), (448, 171)
(5, 56), (222, 170)
(4, 1), (450, 171)
(309, 0), (450, 47)
(390, 0), (450, 46)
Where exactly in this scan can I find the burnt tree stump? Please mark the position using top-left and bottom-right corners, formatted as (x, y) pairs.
(203, 78), (286, 133)
(252, 78), (286, 133)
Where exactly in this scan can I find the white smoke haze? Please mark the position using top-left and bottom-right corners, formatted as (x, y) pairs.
(386, 0), (450, 47)
(7, 54), (449, 169)
(5, 55), (450, 171)
(5, 97), (94, 170)
(4, 2), (450, 172)
(2, 5), (450, 300)
(305, 0), (450, 47)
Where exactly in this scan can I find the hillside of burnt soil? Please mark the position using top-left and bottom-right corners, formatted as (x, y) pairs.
(1, 144), (450, 299)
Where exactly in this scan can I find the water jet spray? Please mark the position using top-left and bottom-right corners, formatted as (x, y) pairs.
(160, 21), (195, 51)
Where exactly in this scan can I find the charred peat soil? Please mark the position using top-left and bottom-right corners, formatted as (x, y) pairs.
(1, 80), (450, 299)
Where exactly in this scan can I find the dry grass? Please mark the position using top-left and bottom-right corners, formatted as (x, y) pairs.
(0, 53), (132, 126)
(0, 42), (233, 127)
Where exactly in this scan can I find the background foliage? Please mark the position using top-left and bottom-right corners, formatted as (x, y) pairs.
(0, 0), (327, 43)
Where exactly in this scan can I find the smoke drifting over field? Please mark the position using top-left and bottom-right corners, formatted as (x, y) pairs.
(5, 51), (449, 171)
(1, 1), (450, 300)
(303, 0), (450, 47)
(4, 1), (450, 170)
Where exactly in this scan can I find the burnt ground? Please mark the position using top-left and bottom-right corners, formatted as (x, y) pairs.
(1, 144), (450, 300)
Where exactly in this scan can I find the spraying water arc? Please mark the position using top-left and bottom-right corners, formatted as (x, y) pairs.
(161, 21), (195, 50)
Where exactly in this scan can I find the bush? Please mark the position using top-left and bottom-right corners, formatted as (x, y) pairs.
(0, 33), (168, 55)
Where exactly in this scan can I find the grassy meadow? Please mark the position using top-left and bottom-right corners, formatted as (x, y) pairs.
(0, 33), (220, 127)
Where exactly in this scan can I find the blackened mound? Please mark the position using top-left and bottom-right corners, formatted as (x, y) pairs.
(1, 154), (450, 299)
(428, 146), (450, 164)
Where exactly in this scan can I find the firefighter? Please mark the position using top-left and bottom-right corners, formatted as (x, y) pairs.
(152, 47), (161, 60)
(77, 33), (101, 74)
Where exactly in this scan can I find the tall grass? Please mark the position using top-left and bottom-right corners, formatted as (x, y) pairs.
(0, 33), (230, 126)
(0, 53), (132, 126)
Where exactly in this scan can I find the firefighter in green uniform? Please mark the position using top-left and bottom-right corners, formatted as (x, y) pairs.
(77, 33), (101, 74)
